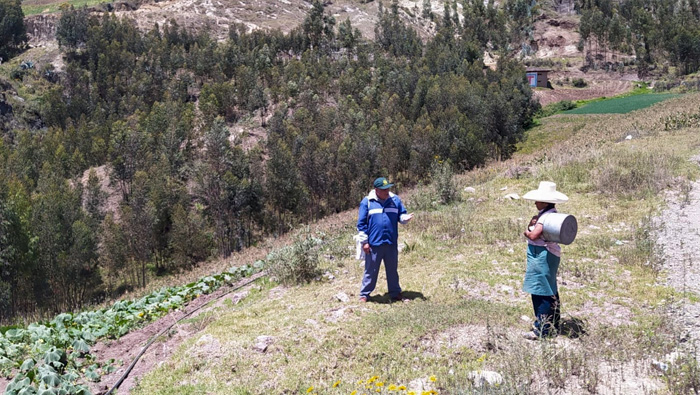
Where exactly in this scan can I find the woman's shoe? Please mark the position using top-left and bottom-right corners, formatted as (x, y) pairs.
(391, 293), (404, 302)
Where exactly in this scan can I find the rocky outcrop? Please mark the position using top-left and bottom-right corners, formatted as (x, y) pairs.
(24, 2), (142, 45)
(25, 14), (60, 45)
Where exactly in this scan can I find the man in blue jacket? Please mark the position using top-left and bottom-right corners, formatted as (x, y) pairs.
(357, 177), (414, 302)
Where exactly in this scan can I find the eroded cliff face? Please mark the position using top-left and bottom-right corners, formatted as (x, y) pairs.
(25, 14), (60, 45)
(22, 0), (389, 45)
(23, 1), (139, 46)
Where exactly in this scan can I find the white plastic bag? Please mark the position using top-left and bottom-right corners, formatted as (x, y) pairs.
(353, 233), (367, 260)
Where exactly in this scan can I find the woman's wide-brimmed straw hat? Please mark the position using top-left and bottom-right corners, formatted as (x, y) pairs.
(523, 181), (569, 204)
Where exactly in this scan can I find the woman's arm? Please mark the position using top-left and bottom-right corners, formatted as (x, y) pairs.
(524, 223), (544, 241)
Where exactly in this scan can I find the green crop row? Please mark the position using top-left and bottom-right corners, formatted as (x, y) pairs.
(0, 262), (264, 395)
(565, 93), (680, 114)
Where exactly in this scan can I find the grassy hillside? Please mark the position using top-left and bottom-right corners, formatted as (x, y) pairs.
(21, 0), (104, 16)
(129, 94), (700, 393)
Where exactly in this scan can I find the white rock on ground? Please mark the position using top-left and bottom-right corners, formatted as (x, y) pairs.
(504, 193), (520, 200)
(468, 370), (503, 387)
(407, 378), (432, 391)
(464, 187), (476, 193)
(334, 292), (349, 303)
(325, 307), (351, 323)
(253, 335), (274, 353)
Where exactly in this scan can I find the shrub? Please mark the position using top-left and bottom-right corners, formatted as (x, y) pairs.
(536, 100), (577, 118)
(654, 79), (680, 92)
(266, 229), (322, 285)
(572, 78), (587, 88)
(664, 111), (700, 131)
(431, 160), (457, 205)
(10, 67), (27, 81)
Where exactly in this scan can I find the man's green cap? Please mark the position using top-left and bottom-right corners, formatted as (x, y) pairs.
(373, 177), (394, 190)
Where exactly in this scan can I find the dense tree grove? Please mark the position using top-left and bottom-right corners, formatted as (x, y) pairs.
(579, 0), (700, 76)
(0, 0), (27, 60)
(0, 1), (541, 322)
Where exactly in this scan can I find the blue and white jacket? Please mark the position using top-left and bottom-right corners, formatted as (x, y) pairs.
(357, 190), (410, 247)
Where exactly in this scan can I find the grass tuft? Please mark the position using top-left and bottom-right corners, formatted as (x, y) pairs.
(589, 149), (678, 197)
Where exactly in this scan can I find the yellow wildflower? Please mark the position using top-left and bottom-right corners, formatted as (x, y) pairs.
(429, 376), (437, 382)
(333, 380), (340, 388)
(351, 391), (357, 395)
(376, 382), (384, 387)
(407, 392), (415, 395)
(398, 386), (406, 390)
(306, 387), (313, 393)
(388, 384), (398, 391)
(368, 376), (379, 383)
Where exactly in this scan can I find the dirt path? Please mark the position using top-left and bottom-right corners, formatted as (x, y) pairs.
(655, 156), (700, 346)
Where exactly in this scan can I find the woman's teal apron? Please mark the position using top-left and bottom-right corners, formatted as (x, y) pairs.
(523, 244), (560, 296)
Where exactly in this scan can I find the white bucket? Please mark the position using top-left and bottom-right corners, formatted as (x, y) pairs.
(542, 213), (578, 245)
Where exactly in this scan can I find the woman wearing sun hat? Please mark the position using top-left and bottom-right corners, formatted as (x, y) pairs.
(521, 181), (569, 340)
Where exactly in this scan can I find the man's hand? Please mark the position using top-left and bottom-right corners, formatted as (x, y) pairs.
(362, 243), (371, 254)
(403, 213), (414, 222)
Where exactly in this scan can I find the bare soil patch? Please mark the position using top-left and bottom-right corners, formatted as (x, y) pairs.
(419, 324), (490, 356)
(534, 76), (633, 106)
(531, 15), (580, 58)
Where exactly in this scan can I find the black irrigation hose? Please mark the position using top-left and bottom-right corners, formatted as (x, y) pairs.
(104, 271), (266, 395)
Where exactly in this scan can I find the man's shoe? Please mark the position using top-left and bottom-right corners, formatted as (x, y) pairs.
(391, 294), (404, 302)
(359, 296), (368, 303)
